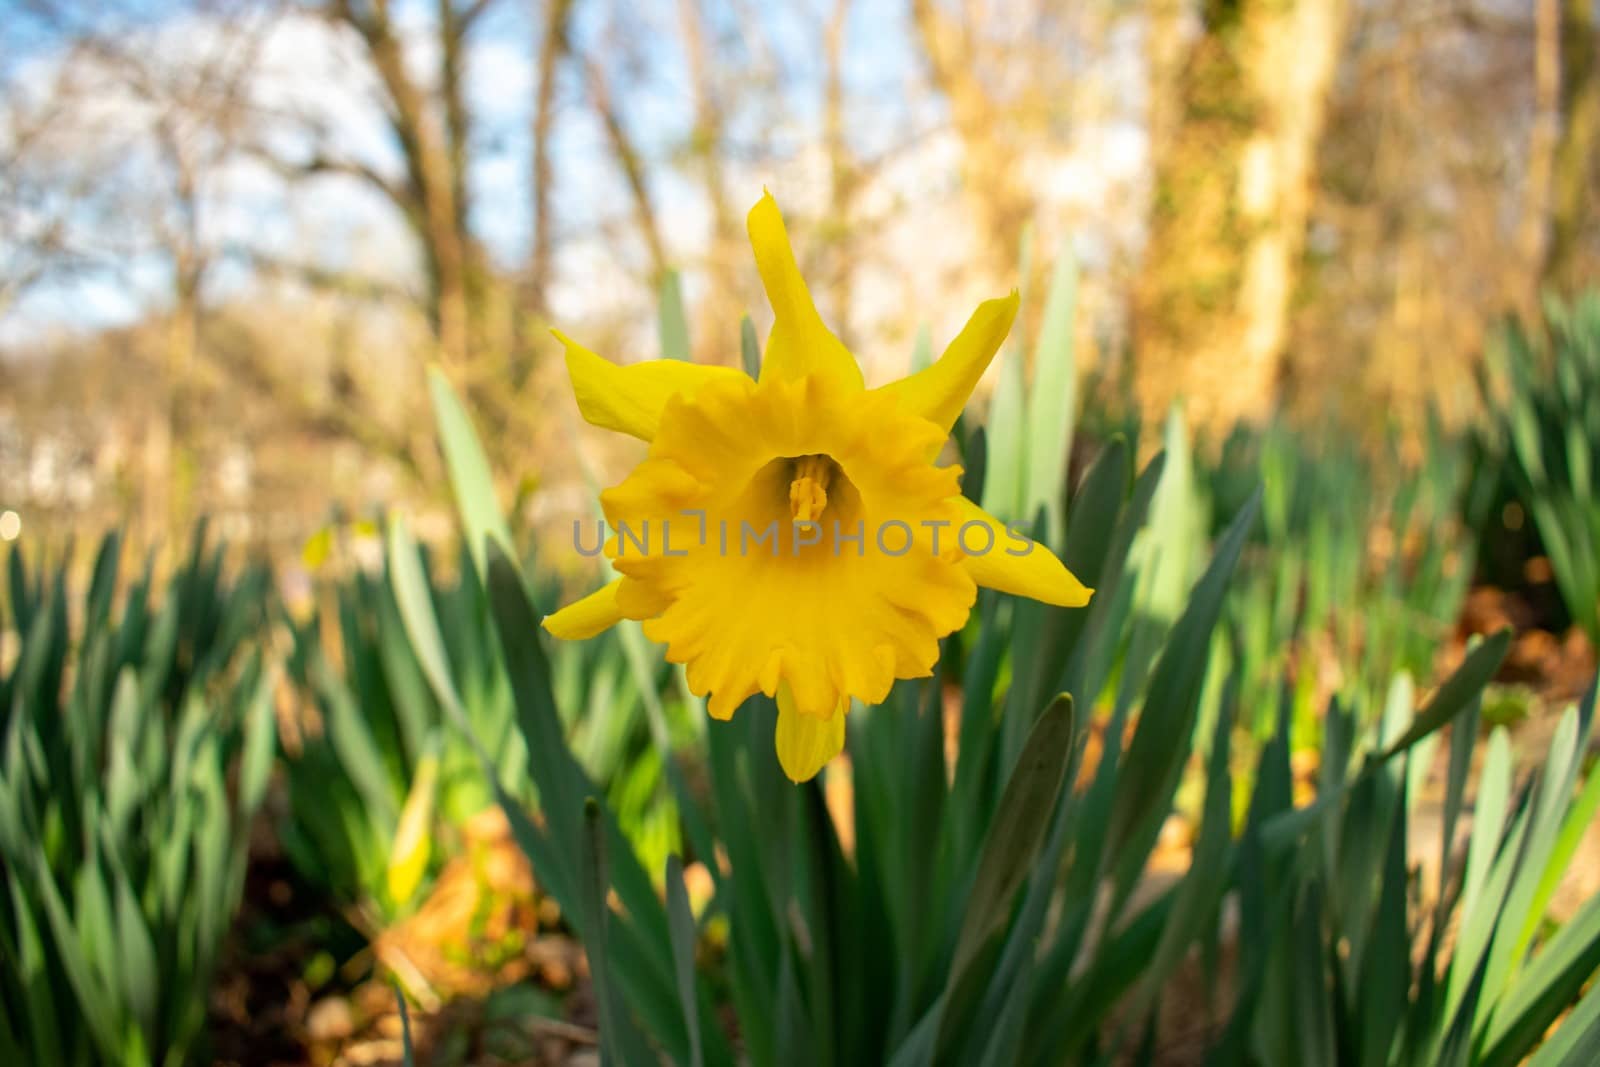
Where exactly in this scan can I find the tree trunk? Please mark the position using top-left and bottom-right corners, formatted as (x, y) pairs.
(148, 120), (206, 535)
(1545, 0), (1599, 292)
(528, 0), (575, 317)
(1134, 0), (1347, 437)
(334, 0), (475, 367)
(1520, 0), (1561, 311)
(675, 0), (744, 361)
(911, 0), (1032, 277)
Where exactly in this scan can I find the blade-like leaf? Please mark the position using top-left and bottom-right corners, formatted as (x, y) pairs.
(659, 270), (691, 361)
(427, 366), (515, 579)
(1376, 629), (1512, 762)
(1023, 251), (1079, 535)
(666, 855), (706, 1067)
(1104, 487), (1260, 888)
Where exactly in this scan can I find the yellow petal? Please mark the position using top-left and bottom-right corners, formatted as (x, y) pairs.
(556, 330), (745, 441)
(775, 684), (846, 783)
(747, 192), (863, 390)
(386, 751), (438, 907)
(302, 526), (336, 570)
(543, 579), (626, 639)
(953, 497), (1094, 607)
(612, 374), (975, 720)
(875, 292), (1019, 440)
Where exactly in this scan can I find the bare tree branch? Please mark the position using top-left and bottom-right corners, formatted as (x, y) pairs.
(584, 54), (668, 284)
(527, 0), (575, 315)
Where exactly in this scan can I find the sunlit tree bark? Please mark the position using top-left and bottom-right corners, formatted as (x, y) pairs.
(1135, 0), (1347, 437)
(1544, 0), (1599, 291)
(910, 0), (1032, 276)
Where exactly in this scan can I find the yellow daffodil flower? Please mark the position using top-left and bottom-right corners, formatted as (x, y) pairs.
(545, 192), (1092, 782)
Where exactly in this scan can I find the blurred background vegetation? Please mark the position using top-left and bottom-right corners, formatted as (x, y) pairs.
(3, 1), (1600, 1065)
(3, 0), (1596, 549)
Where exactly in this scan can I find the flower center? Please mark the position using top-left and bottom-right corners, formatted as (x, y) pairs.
(788, 454), (836, 522)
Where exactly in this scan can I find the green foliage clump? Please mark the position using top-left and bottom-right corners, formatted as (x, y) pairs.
(0, 528), (276, 1067)
(277, 369), (692, 936)
(1475, 293), (1600, 643)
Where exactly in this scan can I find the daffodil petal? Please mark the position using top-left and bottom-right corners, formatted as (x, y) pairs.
(614, 375), (975, 719)
(953, 497), (1094, 607)
(543, 579), (626, 639)
(747, 192), (863, 390)
(775, 684), (846, 782)
(875, 292), (1019, 439)
(556, 330), (745, 441)
(386, 751), (438, 906)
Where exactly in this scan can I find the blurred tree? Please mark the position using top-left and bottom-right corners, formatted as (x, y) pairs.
(277, 0), (504, 370)
(583, 46), (669, 285)
(526, 0), (576, 321)
(1134, 0), (1348, 437)
(2, 1), (271, 531)
(1, 1), (454, 537)
(1545, 0), (1599, 291)
(675, 0), (745, 358)
(1521, 0), (1561, 313)
(1287, 2), (1583, 430)
(911, 0), (1034, 276)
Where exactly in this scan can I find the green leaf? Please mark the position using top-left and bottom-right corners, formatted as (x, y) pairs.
(1132, 407), (1206, 625)
(237, 664), (278, 818)
(1526, 755), (1600, 944)
(659, 270), (691, 361)
(974, 953), (1033, 1067)
(666, 855), (705, 1067)
(1104, 487), (1260, 886)
(1131, 696), (1234, 1017)
(980, 351), (1028, 521)
(1442, 737), (1523, 1039)
(952, 693), (1075, 976)
(112, 865), (159, 1044)
(1288, 881), (1337, 1067)
(1011, 436), (1129, 721)
(930, 694), (1075, 1060)
(1063, 449), (1167, 706)
(481, 543), (701, 1062)
(580, 798), (657, 1066)
(1439, 683), (1484, 896)
(396, 984), (415, 1067)
(311, 655), (398, 829)
(1023, 250), (1078, 536)
(1525, 960), (1600, 1066)
(5, 540), (31, 634)
(1375, 629), (1512, 762)
(32, 854), (120, 1058)
(85, 530), (121, 630)
(1356, 789), (1411, 1067)
(910, 323), (933, 374)
(1479, 892), (1600, 1066)
(1480, 706), (1583, 1009)
(741, 315), (762, 379)
(5, 879), (63, 1066)
(386, 520), (477, 749)
(427, 366), (515, 579)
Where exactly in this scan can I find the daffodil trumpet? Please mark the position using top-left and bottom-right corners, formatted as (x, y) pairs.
(545, 192), (1092, 782)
